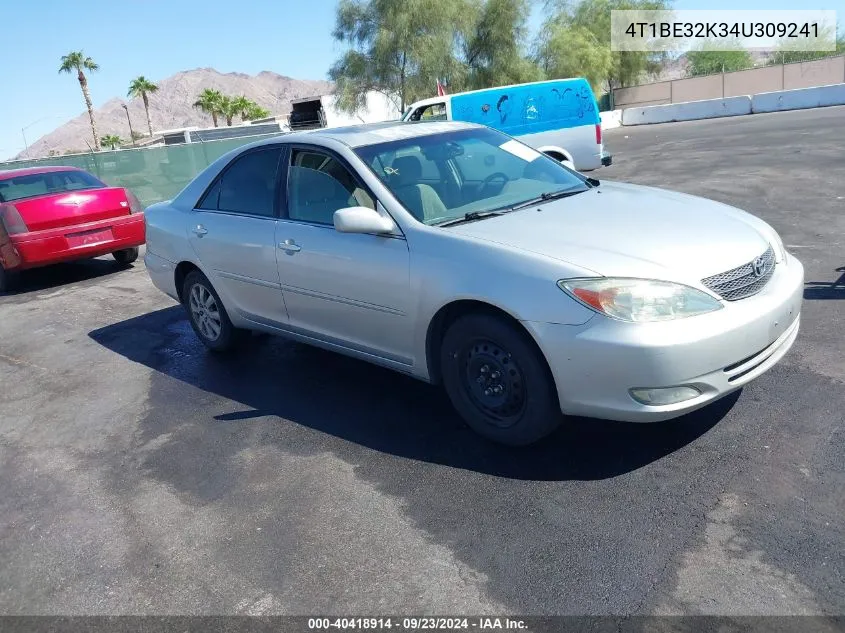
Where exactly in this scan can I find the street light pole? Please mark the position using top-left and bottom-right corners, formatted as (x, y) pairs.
(20, 116), (66, 154)
(122, 104), (137, 147)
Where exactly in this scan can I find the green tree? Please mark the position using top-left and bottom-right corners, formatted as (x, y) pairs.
(537, 24), (612, 91)
(686, 41), (753, 76)
(193, 88), (223, 127)
(231, 95), (253, 121)
(329, 0), (473, 113)
(59, 51), (101, 150)
(218, 95), (240, 126)
(101, 134), (123, 149)
(768, 29), (845, 65)
(538, 0), (671, 93)
(461, 0), (543, 89)
(242, 102), (270, 121)
(127, 76), (159, 136)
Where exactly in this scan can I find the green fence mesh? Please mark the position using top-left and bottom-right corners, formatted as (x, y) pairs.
(0, 132), (284, 209)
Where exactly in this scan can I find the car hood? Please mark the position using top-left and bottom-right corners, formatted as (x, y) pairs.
(448, 181), (774, 284)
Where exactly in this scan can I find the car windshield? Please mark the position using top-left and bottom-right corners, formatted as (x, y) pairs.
(354, 127), (589, 226)
(0, 170), (105, 203)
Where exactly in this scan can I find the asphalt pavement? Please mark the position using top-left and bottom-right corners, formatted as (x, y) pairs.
(1, 106), (843, 616)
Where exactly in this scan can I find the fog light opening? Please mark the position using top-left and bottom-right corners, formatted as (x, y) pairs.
(629, 386), (702, 406)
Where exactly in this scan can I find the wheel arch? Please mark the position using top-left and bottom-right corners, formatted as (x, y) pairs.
(174, 260), (202, 303)
(424, 299), (551, 386)
(537, 146), (574, 166)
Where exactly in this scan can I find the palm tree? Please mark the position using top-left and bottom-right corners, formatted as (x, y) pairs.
(127, 76), (159, 137)
(59, 51), (100, 150)
(101, 134), (123, 149)
(232, 95), (252, 121)
(193, 88), (223, 127)
(218, 95), (239, 126)
(243, 102), (270, 121)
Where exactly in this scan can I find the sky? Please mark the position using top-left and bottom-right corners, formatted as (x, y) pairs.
(1, 0), (842, 160)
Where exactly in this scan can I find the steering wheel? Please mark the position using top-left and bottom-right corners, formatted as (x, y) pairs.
(479, 172), (509, 197)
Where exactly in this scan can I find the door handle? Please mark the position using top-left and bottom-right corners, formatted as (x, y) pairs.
(278, 239), (301, 254)
(192, 225), (208, 237)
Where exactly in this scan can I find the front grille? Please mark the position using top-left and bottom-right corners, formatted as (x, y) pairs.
(701, 245), (776, 301)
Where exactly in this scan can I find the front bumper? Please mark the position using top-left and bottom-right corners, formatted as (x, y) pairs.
(5, 214), (145, 270)
(524, 254), (804, 422)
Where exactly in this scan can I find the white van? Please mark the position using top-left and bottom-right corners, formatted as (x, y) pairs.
(402, 78), (611, 171)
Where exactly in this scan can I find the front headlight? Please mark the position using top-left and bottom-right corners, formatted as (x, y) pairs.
(558, 278), (723, 323)
(771, 231), (787, 263)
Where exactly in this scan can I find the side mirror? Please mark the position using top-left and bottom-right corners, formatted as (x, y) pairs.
(333, 206), (396, 235)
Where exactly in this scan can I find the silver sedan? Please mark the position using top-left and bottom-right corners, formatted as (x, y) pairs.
(144, 120), (803, 445)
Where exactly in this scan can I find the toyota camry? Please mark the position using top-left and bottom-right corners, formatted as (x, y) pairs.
(143, 121), (803, 445)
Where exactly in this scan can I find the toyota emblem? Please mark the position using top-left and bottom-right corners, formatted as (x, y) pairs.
(752, 256), (765, 277)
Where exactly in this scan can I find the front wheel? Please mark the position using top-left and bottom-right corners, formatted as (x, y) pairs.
(440, 313), (562, 446)
(182, 270), (244, 352)
(113, 247), (139, 265)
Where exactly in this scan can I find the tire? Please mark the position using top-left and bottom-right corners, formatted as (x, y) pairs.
(0, 264), (19, 294)
(182, 270), (244, 352)
(113, 247), (139, 265)
(440, 313), (562, 446)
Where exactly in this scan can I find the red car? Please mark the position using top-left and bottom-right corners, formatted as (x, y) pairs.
(0, 166), (145, 292)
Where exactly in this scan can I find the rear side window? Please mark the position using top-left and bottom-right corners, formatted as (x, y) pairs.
(0, 170), (105, 203)
(197, 148), (282, 217)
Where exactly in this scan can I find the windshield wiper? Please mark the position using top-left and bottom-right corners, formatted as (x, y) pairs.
(507, 187), (588, 212)
(436, 210), (505, 227)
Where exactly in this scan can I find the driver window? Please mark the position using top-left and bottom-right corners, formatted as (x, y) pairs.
(410, 103), (447, 121)
(287, 149), (375, 225)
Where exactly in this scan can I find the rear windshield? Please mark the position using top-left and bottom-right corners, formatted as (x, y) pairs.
(0, 170), (106, 203)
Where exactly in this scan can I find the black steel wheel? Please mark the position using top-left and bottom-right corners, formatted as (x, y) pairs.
(440, 313), (562, 446)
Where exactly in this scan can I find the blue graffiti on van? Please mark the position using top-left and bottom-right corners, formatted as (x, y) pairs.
(450, 78), (598, 138)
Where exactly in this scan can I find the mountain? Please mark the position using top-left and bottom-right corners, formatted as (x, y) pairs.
(16, 68), (333, 159)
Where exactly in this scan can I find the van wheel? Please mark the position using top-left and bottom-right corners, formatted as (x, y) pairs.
(182, 270), (244, 352)
(440, 313), (562, 446)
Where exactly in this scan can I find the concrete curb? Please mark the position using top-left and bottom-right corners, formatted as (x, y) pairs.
(751, 84), (845, 113)
(621, 96), (751, 126)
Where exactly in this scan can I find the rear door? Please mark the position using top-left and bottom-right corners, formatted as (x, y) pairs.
(187, 146), (289, 328)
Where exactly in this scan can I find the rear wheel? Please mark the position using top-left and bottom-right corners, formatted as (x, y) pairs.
(440, 313), (562, 446)
(182, 270), (244, 352)
(0, 264), (19, 293)
(113, 247), (139, 265)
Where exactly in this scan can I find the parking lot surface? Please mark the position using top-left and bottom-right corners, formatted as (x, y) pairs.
(1, 107), (843, 616)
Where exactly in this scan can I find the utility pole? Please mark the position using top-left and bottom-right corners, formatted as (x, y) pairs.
(122, 104), (137, 147)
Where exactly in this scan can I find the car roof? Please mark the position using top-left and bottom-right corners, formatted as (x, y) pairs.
(272, 120), (483, 149)
(0, 165), (85, 180)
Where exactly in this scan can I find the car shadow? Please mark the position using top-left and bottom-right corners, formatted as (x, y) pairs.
(1, 258), (134, 297)
(88, 306), (738, 482)
(804, 266), (845, 300)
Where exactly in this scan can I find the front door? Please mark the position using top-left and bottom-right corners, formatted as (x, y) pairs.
(188, 146), (288, 327)
(274, 146), (412, 364)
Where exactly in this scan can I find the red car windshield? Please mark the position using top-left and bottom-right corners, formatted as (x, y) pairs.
(0, 171), (106, 203)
